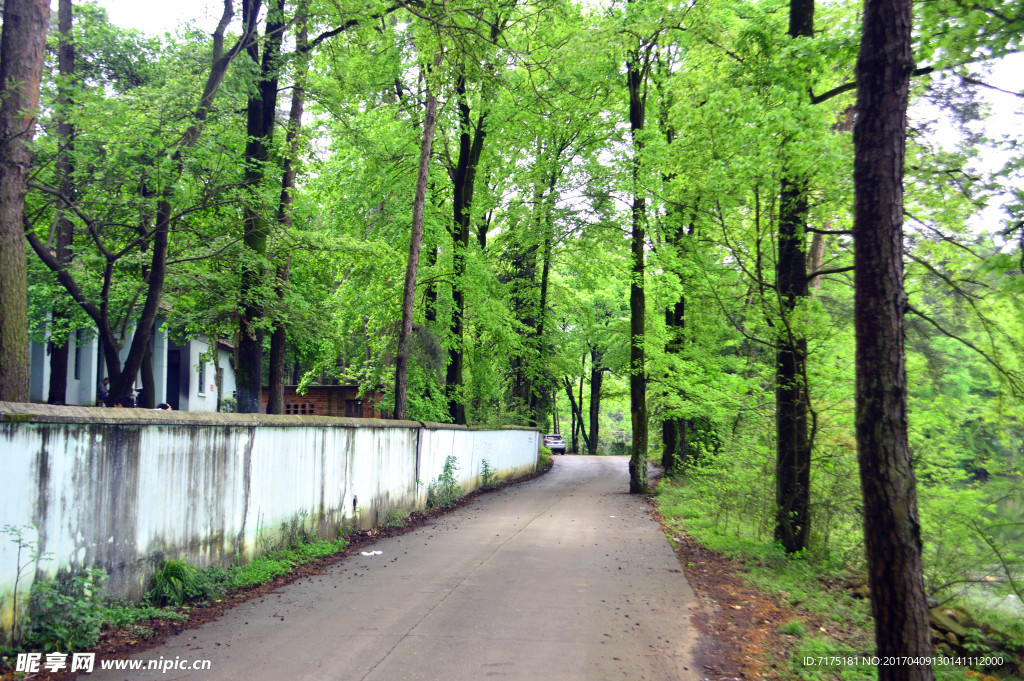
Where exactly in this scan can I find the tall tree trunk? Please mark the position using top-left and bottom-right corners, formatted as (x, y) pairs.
(267, 260), (288, 415)
(563, 375), (590, 452)
(47, 0), (76, 405)
(446, 69), (487, 425)
(395, 52), (442, 420)
(853, 0), (934, 675)
(509, 171), (545, 419)
(578, 358), (586, 452)
(626, 32), (649, 494)
(139, 342), (155, 408)
(0, 0), (49, 402)
(775, 176), (812, 553)
(237, 0), (285, 413)
(807, 230), (826, 292)
(774, 0), (815, 555)
(529, 208), (554, 425)
(268, 4), (308, 415)
(444, 70), (487, 426)
(589, 348), (604, 456)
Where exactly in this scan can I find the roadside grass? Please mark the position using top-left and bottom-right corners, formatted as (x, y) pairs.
(657, 478), (878, 681)
(656, 477), (1011, 681)
(226, 536), (349, 589)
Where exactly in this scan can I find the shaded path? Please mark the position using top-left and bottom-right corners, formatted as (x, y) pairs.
(92, 456), (700, 681)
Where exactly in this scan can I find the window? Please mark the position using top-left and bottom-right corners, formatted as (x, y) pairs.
(285, 403), (315, 415)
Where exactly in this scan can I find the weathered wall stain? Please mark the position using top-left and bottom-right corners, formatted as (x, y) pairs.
(0, 403), (538, 644)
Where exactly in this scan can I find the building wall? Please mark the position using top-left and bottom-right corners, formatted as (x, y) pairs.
(0, 403), (539, 644)
(29, 320), (233, 411)
(259, 385), (387, 418)
(28, 331), (100, 406)
(176, 341), (235, 412)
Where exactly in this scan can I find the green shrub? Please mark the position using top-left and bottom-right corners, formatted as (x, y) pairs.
(148, 558), (221, 606)
(24, 569), (107, 652)
(427, 455), (464, 509)
(481, 459), (497, 489)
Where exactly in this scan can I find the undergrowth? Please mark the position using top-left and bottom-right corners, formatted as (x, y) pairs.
(382, 507), (410, 529)
(655, 476), (1019, 681)
(427, 455), (464, 509)
(227, 536), (348, 589)
(538, 446), (552, 470)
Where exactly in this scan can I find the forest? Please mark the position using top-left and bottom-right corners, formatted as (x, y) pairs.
(0, 0), (1021, 676)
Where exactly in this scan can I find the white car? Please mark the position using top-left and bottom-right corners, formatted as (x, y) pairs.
(543, 434), (567, 454)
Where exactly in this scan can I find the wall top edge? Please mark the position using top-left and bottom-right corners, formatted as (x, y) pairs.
(0, 402), (541, 432)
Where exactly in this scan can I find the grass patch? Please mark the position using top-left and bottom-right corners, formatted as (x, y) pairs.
(778, 619), (808, 637)
(382, 507), (410, 529)
(227, 537), (348, 589)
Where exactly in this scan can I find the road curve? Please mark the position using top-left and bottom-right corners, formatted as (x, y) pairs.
(91, 455), (700, 681)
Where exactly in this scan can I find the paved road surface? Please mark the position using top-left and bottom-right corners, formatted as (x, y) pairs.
(92, 455), (700, 681)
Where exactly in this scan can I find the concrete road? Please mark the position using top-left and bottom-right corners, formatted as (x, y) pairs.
(91, 455), (700, 681)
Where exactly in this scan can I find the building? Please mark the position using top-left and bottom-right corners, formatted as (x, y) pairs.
(28, 318), (236, 412)
(259, 385), (390, 419)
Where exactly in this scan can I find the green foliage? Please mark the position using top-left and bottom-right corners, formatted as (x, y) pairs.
(148, 559), (223, 607)
(24, 569), (107, 653)
(480, 459), (497, 489)
(427, 455), (464, 510)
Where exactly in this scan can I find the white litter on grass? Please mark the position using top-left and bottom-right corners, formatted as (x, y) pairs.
(360, 551), (383, 557)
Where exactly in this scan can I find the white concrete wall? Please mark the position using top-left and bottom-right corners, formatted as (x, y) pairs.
(0, 404), (538, 644)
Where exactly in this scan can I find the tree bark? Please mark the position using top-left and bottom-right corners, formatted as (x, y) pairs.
(773, 0), (815, 554)
(626, 32), (649, 493)
(268, 3), (308, 415)
(47, 0), (76, 405)
(775, 176), (812, 553)
(237, 0), (285, 413)
(445, 68), (487, 425)
(0, 0), (50, 402)
(589, 348), (605, 456)
(395, 52), (442, 420)
(853, 0), (934, 675)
